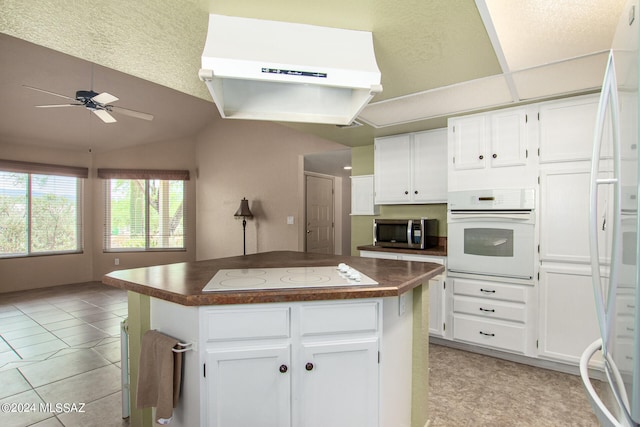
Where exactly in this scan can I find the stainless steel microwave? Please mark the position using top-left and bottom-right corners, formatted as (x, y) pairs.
(373, 219), (438, 249)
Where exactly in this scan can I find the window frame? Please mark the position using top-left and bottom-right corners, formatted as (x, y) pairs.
(100, 168), (189, 253)
(0, 160), (87, 259)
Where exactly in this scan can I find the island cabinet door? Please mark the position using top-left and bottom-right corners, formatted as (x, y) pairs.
(296, 338), (379, 427)
(205, 344), (292, 427)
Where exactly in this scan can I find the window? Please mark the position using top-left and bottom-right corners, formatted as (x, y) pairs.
(99, 169), (188, 251)
(0, 160), (87, 258)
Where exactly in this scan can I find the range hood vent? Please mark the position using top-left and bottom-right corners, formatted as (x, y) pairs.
(199, 14), (382, 125)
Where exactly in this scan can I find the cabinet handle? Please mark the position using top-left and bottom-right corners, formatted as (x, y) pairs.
(480, 288), (496, 294)
(279, 364), (288, 373)
(479, 331), (495, 337)
(479, 307), (495, 313)
(492, 153), (497, 159)
(479, 155), (484, 160)
(404, 191), (409, 195)
(305, 362), (314, 371)
(414, 190), (418, 194)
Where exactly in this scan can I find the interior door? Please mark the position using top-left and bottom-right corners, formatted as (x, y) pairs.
(305, 174), (334, 254)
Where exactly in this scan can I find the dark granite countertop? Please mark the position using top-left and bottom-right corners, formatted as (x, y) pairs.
(102, 250), (444, 306)
(357, 244), (447, 257)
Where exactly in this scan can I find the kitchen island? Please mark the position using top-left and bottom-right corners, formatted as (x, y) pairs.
(103, 251), (444, 427)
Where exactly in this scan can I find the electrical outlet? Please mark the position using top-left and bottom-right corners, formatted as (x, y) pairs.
(398, 293), (407, 316)
(287, 216), (294, 225)
(115, 258), (120, 266)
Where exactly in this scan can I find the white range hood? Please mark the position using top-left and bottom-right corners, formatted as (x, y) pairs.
(199, 14), (382, 125)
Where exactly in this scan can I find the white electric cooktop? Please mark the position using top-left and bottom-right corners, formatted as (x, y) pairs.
(202, 265), (378, 292)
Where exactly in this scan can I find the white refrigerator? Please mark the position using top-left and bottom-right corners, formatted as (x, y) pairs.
(583, 0), (640, 426)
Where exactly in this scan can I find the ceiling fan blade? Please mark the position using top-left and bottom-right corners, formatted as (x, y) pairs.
(35, 103), (83, 108)
(109, 105), (154, 121)
(93, 109), (117, 123)
(23, 85), (76, 101)
(92, 92), (119, 104)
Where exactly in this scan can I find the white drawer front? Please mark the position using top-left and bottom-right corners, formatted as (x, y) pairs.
(205, 307), (290, 341)
(453, 314), (526, 354)
(453, 278), (527, 303)
(453, 295), (526, 323)
(617, 294), (636, 315)
(616, 314), (636, 338)
(300, 301), (379, 336)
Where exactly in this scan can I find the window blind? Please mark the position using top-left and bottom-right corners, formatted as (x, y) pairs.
(0, 159), (88, 178)
(0, 163), (83, 258)
(103, 177), (186, 251)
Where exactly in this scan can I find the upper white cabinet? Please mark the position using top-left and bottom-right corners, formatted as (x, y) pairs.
(374, 128), (447, 204)
(350, 175), (379, 215)
(538, 94), (611, 163)
(448, 107), (535, 191)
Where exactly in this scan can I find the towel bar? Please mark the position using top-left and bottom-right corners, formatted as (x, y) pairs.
(172, 341), (195, 353)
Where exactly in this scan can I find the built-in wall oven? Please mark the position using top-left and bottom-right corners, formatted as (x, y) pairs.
(447, 189), (536, 282)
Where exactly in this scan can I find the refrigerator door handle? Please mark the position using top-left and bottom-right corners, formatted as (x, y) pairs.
(589, 50), (622, 351)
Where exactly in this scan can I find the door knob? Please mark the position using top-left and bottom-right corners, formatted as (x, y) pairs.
(307, 230), (312, 234)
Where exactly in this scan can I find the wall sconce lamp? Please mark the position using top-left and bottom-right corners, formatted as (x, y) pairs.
(234, 197), (253, 255)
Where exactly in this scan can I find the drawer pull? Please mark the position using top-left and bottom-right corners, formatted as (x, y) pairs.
(480, 288), (496, 294)
(627, 327), (635, 332)
(479, 331), (495, 337)
(479, 308), (495, 313)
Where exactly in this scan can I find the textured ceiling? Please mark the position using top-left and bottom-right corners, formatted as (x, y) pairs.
(0, 0), (629, 151)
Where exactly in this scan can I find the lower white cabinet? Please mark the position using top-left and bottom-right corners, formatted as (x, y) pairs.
(150, 298), (384, 427)
(360, 251), (448, 338)
(538, 264), (602, 366)
(205, 344), (291, 427)
(451, 277), (535, 356)
(299, 338), (379, 427)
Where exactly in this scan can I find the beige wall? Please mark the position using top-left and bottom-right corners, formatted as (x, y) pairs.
(196, 119), (347, 260)
(0, 136), (198, 293)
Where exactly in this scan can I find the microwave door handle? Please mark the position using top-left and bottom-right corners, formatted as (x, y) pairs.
(407, 220), (412, 245)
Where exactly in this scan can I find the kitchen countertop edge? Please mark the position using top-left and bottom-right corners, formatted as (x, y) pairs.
(102, 251), (444, 306)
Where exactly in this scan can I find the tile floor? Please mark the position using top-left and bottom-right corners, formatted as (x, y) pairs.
(0, 282), (129, 427)
(1, 281), (608, 427)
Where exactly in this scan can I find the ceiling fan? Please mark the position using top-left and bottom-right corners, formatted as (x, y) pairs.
(23, 85), (154, 123)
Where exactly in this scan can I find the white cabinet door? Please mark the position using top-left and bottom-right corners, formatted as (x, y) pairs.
(539, 163), (614, 264)
(205, 344), (292, 427)
(350, 175), (379, 215)
(538, 264), (602, 365)
(448, 107), (533, 191)
(538, 94), (611, 163)
(298, 338), (379, 427)
(413, 129), (448, 203)
(374, 134), (412, 204)
(449, 114), (486, 171)
(428, 276), (445, 337)
(489, 108), (528, 168)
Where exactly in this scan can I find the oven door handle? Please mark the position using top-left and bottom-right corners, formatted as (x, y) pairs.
(448, 212), (532, 221)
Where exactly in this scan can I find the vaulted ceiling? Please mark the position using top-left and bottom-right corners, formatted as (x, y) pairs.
(0, 0), (627, 151)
